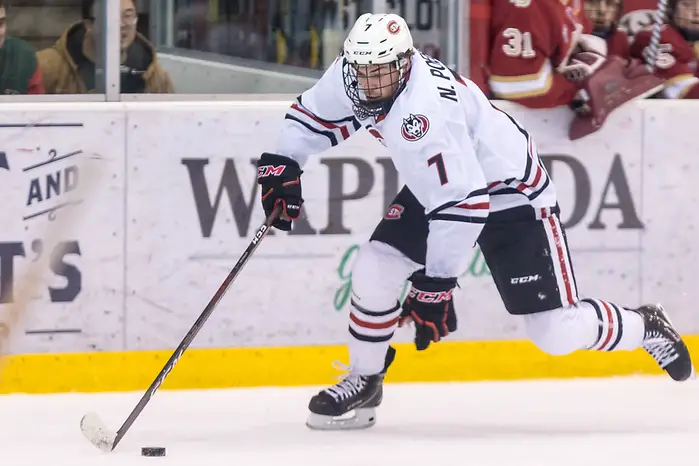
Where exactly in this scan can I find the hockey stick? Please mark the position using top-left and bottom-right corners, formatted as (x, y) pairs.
(644, 0), (670, 72)
(80, 205), (281, 452)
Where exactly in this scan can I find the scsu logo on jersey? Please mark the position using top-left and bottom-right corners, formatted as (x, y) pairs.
(385, 204), (404, 220)
(401, 114), (430, 142)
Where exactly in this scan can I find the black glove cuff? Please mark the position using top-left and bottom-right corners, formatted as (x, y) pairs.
(409, 271), (458, 291)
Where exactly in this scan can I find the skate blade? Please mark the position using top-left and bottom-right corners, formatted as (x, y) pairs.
(306, 408), (377, 431)
(662, 304), (698, 382)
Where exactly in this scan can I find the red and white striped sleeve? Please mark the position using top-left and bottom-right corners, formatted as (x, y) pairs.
(276, 57), (363, 167)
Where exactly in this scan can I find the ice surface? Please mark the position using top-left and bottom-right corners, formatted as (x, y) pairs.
(1, 376), (697, 466)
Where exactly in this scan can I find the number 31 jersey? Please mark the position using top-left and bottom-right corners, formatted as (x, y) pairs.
(488, 0), (592, 107)
(275, 51), (557, 278)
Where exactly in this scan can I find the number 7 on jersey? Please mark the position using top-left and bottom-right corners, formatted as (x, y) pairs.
(427, 153), (449, 185)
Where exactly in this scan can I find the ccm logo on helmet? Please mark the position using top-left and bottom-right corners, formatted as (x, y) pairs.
(258, 165), (286, 178)
(387, 20), (401, 34)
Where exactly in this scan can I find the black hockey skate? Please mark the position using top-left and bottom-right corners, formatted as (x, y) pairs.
(306, 346), (396, 430)
(635, 304), (695, 381)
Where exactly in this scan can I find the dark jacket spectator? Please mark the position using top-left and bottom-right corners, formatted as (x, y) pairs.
(37, 0), (173, 94)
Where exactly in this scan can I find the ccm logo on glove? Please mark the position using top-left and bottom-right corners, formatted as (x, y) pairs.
(257, 165), (287, 177)
(399, 272), (458, 351)
(409, 288), (454, 303)
(256, 152), (304, 231)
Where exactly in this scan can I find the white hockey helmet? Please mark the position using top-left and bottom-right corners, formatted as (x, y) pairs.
(343, 13), (414, 65)
(342, 13), (414, 119)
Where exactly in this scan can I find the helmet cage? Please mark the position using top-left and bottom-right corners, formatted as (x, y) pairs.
(342, 51), (412, 120)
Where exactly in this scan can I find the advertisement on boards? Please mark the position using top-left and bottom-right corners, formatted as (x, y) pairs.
(0, 100), (695, 355)
(125, 105), (395, 350)
(123, 102), (658, 351)
(0, 107), (125, 355)
(635, 103), (699, 334)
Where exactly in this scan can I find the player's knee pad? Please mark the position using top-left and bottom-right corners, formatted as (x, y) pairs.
(348, 240), (421, 374)
(523, 306), (592, 356)
(350, 240), (422, 312)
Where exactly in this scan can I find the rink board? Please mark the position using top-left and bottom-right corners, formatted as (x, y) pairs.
(3, 337), (699, 394)
(0, 99), (697, 393)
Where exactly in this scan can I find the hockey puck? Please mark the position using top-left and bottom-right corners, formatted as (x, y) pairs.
(141, 447), (166, 457)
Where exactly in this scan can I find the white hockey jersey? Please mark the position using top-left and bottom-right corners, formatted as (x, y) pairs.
(275, 51), (557, 278)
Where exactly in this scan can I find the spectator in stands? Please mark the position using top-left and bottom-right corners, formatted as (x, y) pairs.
(37, 0), (174, 94)
(0, 2), (44, 94)
(205, 18), (267, 61)
(629, 0), (699, 98)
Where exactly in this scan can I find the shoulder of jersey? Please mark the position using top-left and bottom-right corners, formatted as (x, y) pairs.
(634, 25), (689, 50)
(406, 54), (449, 105)
(660, 25), (691, 47)
(491, 0), (548, 26)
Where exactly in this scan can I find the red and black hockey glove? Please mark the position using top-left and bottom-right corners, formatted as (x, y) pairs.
(256, 152), (303, 231)
(398, 272), (458, 351)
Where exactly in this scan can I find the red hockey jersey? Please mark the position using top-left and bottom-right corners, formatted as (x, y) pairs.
(487, 0), (591, 108)
(606, 29), (631, 58)
(630, 25), (699, 98)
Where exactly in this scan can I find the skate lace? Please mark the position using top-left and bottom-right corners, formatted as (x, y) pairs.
(323, 361), (366, 402)
(643, 331), (679, 368)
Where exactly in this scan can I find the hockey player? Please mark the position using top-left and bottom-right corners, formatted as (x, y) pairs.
(487, 0), (662, 139)
(256, 13), (694, 431)
(488, 0), (594, 107)
(585, 0), (631, 57)
(630, 0), (699, 99)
